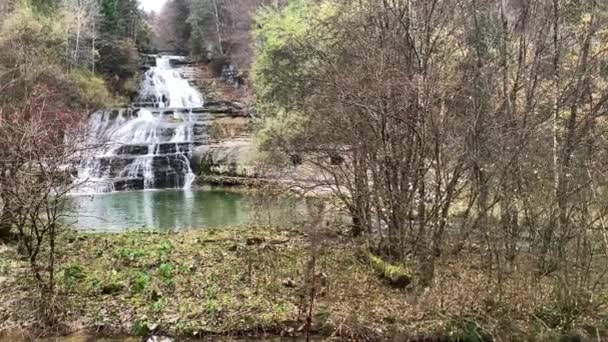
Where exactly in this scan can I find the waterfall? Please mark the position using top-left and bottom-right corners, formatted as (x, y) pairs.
(74, 56), (204, 193)
(137, 56), (203, 108)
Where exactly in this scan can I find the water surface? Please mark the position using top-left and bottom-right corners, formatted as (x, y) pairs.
(69, 188), (305, 232)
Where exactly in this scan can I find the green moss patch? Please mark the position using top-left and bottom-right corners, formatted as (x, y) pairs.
(367, 253), (412, 288)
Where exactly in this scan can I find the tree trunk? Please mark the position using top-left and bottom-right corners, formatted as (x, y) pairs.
(212, 0), (224, 56)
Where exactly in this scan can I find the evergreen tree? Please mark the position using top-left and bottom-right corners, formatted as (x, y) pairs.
(100, 0), (119, 36)
(29, 0), (60, 13)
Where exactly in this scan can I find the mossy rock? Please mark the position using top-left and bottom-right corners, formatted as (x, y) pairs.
(367, 253), (411, 288)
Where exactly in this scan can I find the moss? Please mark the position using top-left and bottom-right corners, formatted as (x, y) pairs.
(367, 253), (412, 288)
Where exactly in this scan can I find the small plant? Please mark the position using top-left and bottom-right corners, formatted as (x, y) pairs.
(206, 299), (220, 318)
(99, 270), (124, 294)
(448, 316), (493, 342)
(151, 297), (167, 312)
(95, 248), (104, 258)
(130, 272), (151, 294)
(158, 263), (172, 278)
(132, 318), (158, 336)
(157, 263), (174, 286)
(315, 304), (330, 324)
(158, 240), (173, 258)
(273, 301), (287, 319)
(205, 285), (219, 302)
(87, 276), (102, 292)
(60, 264), (86, 287)
(116, 247), (147, 263)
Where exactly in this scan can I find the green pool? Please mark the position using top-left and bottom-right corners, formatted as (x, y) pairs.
(68, 188), (306, 232)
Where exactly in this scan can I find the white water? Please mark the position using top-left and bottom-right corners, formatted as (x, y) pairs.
(74, 56), (203, 193)
(138, 56), (203, 108)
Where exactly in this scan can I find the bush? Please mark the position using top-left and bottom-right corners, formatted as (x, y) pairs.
(0, 7), (117, 112)
(97, 39), (139, 79)
(0, 7), (64, 103)
(68, 69), (115, 110)
(97, 38), (140, 97)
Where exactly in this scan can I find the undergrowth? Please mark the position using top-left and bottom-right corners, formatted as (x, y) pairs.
(0, 226), (607, 341)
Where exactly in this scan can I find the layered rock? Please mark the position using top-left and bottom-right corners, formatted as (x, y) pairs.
(191, 137), (256, 178)
(78, 104), (248, 192)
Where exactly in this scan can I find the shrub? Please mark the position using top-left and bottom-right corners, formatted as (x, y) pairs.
(0, 6), (64, 104)
(68, 69), (115, 110)
(97, 38), (140, 97)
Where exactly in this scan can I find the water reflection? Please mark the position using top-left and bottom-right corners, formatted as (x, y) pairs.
(69, 188), (305, 232)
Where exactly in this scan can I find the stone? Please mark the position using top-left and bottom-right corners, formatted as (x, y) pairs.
(282, 278), (297, 288)
(246, 237), (266, 246)
(147, 335), (173, 342)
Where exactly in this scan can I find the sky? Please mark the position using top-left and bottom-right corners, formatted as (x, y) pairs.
(139, 0), (167, 13)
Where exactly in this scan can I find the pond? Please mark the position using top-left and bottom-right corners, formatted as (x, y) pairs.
(67, 187), (307, 232)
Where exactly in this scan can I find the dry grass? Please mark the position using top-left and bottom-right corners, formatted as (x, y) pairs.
(0, 225), (607, 341)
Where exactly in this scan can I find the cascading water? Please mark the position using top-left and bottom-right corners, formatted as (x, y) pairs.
(137, 56), (203, 108)
(75, 56), (204, 193)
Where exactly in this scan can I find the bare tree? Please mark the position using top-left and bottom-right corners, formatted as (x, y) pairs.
(254, 0), (608, 294)
(62, 0), (100, 70)
(0, 85), (89, 321)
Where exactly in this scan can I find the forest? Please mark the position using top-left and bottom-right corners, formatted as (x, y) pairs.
(1, 0), (608, 341)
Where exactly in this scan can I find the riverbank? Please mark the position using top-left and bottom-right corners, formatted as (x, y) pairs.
(1, 225), (607, 341)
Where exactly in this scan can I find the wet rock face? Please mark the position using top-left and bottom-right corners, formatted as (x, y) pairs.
(78, 105), (248, 192)
(97, 155), (190, 178)
(191, 138), (256, 178)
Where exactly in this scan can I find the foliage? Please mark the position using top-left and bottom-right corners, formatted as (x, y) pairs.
(100, 0), (146, 43)
(100, 0), (120, 36)
(253, 106), (308, 163)
(252, 0), (329, 110)
(187, 0), (214, 58)
(156, 0), (192, 54)
(251, 0), (338, 158)
(96, 0), (152, 94)
(157, 0), (290, 69)
(96, 38), (140, 96)
(0, 6), (65, 101)
(60, 264), (86, 288)
(96, 38), (139, 79)
(0, 85), (88, 322)
(0, 0), (150, 327)
(251, 0), (608, 324)
(68, 69), (115, 109)
(116, 246), (148, 264)
(130, 272), (151, 294)
(0, 1), (136, 108)
(29, 0), (60, 13)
